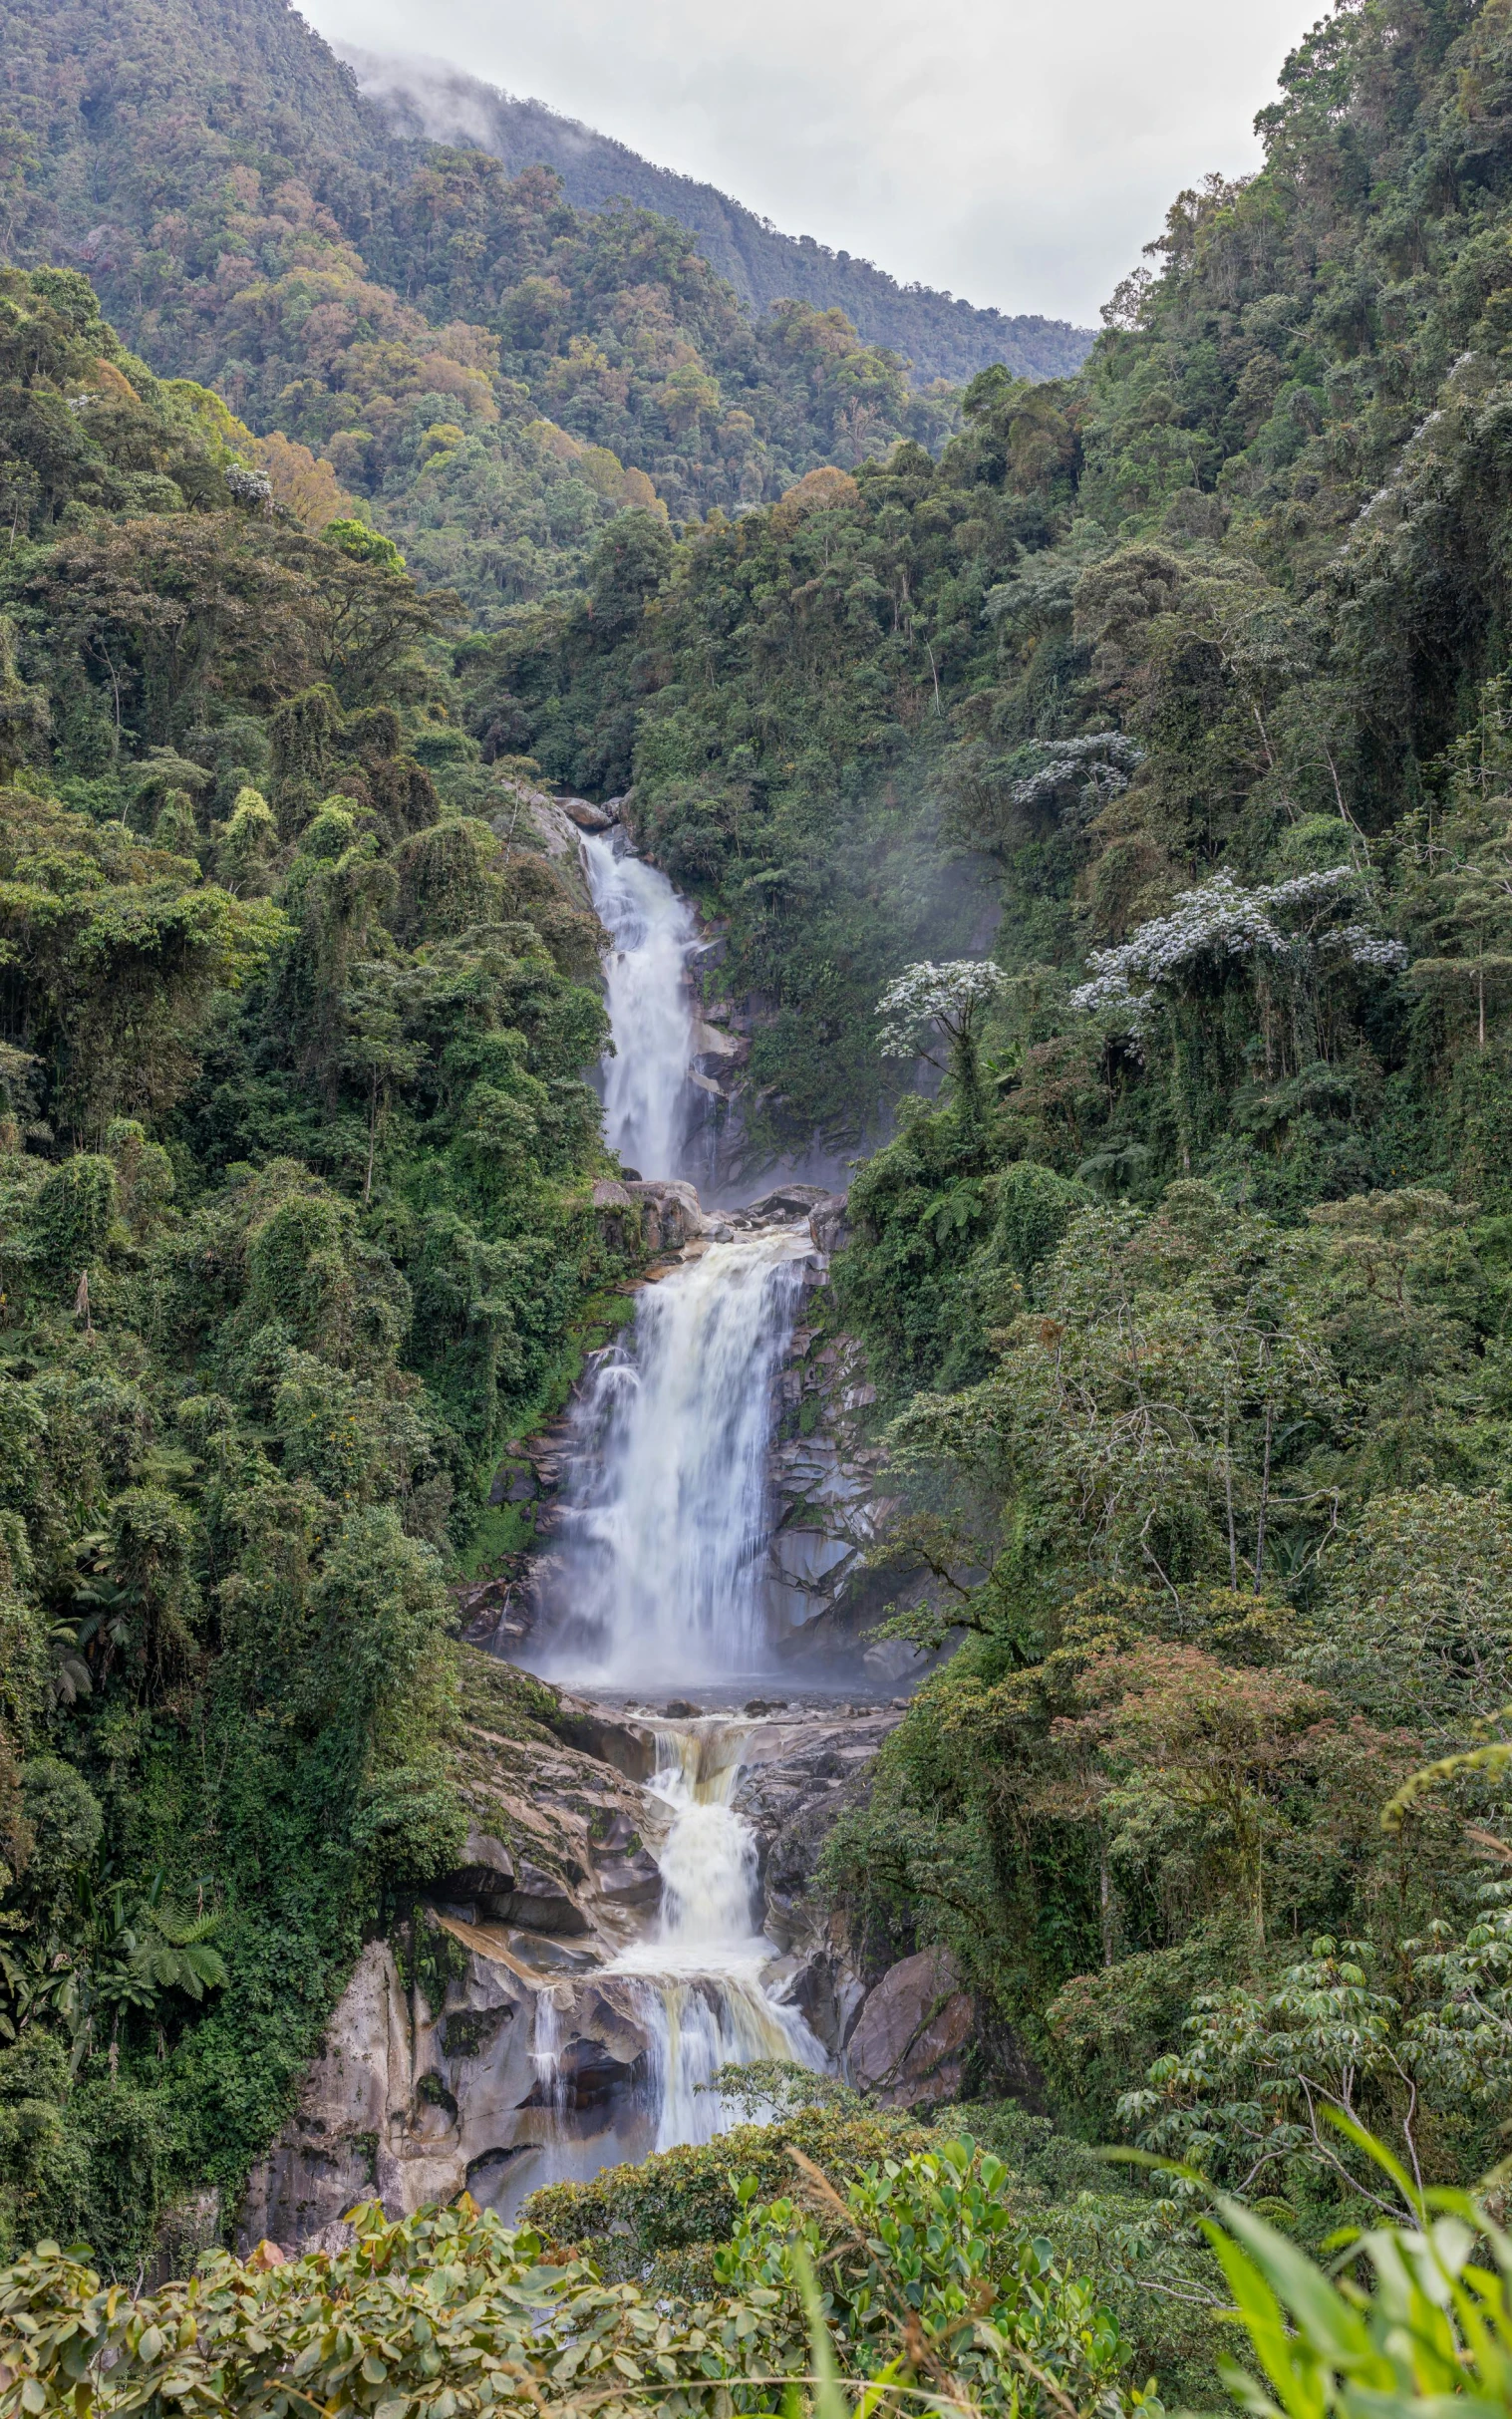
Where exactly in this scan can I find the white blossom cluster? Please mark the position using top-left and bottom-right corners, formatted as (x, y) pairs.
(1009, 732), (1145, 830)
(1068, 866), (1404, 1028)
(876, 958), (1008, 1058)
(225, 464), (273, 508)
(1318, 923), (1410, 971)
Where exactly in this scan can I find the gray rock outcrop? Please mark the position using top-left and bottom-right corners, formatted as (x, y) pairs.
(238, 1680), (907, 2253)
(844, 1947), (974, 2110)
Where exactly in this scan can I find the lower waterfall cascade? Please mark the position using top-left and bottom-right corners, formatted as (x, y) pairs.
(608, 1728), (826, 2151)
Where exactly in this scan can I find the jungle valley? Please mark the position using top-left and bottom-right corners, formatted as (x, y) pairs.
(4, 2), (1512, 2414)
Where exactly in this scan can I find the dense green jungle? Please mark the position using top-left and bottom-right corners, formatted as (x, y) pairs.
(11, 0), (1512, 2411)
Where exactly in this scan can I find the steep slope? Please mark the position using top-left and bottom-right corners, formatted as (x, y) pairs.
(0, 262), (646, 2262)
(345, 46), (1094, 388)
(0, 0), (1032, 628)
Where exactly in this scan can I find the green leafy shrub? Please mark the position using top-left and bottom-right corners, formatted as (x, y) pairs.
(524, 2101), (927, 2254)
(1202, 2131), (1512, 2419)
(0, 2150), (1142, 2418)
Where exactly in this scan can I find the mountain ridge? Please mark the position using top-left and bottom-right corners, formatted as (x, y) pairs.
(342, 44), (1095, 389)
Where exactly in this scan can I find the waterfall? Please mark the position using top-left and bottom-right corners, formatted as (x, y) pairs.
(531, 1228), (809, 1685)
(530, 1988), (567, 2115)
(514, 838), (829, 2177)
(609, 1728), (824, 2148)
(581, 830), (699, 1181)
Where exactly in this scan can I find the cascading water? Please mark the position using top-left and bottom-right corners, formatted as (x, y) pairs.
(515, 825), (827, 2172)
(531, 1229), (809, 1685)
(609, 1728), (825, 2148)
(580, 829), (700, 1181)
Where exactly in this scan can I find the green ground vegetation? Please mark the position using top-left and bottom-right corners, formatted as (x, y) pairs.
(0, 2134), (1153, 2419)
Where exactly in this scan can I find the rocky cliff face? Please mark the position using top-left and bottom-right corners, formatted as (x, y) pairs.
(237, 1661), (907, 2251)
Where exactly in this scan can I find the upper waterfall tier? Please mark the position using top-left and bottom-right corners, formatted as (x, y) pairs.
(582, 831), (699, 1183)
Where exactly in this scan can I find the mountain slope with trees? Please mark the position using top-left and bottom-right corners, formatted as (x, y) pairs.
(346, 46), (1094, 388)
(0, 0), (1011, 627)
(0, 261), (640, 2262)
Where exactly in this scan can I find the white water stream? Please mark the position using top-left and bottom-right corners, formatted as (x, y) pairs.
(610, 1729), (824, 2147)
(532, 1229), (808, 1686)
(518, 827), (826, 2172)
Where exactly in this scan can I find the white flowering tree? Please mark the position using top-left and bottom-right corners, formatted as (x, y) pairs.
(876, 958), (1008, 1100)
(1068, 867), (1407, 1067)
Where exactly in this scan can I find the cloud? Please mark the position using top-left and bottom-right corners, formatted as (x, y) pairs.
(302, 0), (1322, 323)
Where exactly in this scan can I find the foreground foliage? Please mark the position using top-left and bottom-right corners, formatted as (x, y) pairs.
(1194, 2130), (1512, 2419)
(0, 2146), (1142, 2419)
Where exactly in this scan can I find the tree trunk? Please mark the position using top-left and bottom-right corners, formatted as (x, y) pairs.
(1480, 962), (1487, 1053)
(1254, 1390), (1273, 1593)
(1224, 1390), (1238, 1589)
(363, 1076), (379, 1208)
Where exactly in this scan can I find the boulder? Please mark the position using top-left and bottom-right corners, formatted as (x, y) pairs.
(443, 1828), (516, 1915)
(775, 1947), (866, 2054)
(543, 1980), (653, 2104)
(692, 1019), (743, 1062)
(487, 1456), (536, 1504)
(845, 1946), (973, 2110)
(624, 1178), (705, 1253)
(507, 1857), (592, 1937)
(591, 1847), (663, 1910)
(740, 1183), (831, 1225)
(551, 1694), (658, 1780)
(808, 1192), (850, 1255)
(561, 796), (617, 831)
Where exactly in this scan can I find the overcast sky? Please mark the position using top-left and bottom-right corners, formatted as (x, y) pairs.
(300, 0), (1325, 327)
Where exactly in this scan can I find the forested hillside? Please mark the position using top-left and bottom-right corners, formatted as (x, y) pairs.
(477, 0), (1512, 2238)
(347, 47), (1094, 387)
(0, 0), (982, 626)
(15, 0), (1512, 2344)
(0, 263), (640, 2258)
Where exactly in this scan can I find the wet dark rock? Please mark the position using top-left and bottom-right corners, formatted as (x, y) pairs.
(544, 1984), (653, 2105)
(507, 1858), (591, 1936)
(808, 1192), (850, 1255)
(624, 1178), (704, 1254)
(591, 1848), (663, 1909)
(772, 1947), (866, 2056)
(550, 1696), (658, 1781)
(845, 1947), (974, 2110)
(441, 1827), (515, 1914)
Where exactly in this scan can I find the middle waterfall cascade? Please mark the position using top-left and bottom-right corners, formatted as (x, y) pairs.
(531, 1227), (811, 1685)
(608, 1728), (825, 2149)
